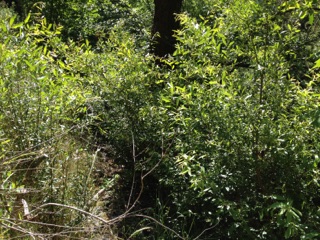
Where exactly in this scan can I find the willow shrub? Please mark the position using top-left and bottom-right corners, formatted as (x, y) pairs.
(83, 2), (320, 239)
(6, 0), (153, 45)
(133, 2), (320, 239)
(2, 1), (319, 239)
(0, 12), (107, 238)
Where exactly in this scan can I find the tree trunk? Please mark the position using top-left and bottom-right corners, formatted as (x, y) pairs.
(151, 0), (183, 58)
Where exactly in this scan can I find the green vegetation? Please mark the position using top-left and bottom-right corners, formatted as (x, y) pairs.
(1, 0), (319, 239)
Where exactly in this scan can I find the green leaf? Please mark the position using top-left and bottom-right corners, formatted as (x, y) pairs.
(24, 60), (35, 71)
(273, 23), (281, 31)
(161, 96), (171, 103)
(43, 45), (47, 55)
(24, 13), (31, 24)
(285, 227), (292, 239)
(309, 14), (314, 25)
(0, 22), (7, 32)
(313, 59), (320, 69)
(268, 201), (286, 212)
(12, 22), (23, 29)
(9, 16), (16, 27)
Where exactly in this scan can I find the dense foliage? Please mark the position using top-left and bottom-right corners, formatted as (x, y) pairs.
(1, 0), (320, 239)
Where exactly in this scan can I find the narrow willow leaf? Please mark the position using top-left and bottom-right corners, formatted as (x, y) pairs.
(12, 22), (23, 29)
(24, 13), (31, 24)
(9, 16), (16, 27)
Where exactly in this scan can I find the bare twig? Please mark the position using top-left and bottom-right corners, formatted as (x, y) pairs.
(143, 131), (174, 178)
(126, 131), (137, 210)
(193, 219), (221, 240)
(29, 203), (112, 225)
(2, 217), (84, 230)
(0, 221), (39, 240)
(1, 127), (177, 240)
(130, 214), (185, 239)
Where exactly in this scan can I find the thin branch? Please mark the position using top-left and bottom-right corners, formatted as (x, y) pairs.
(143, 130), (170, 178)
(131, 214), (185, 240)
(29, 203), (112, 225)
(3, 217), (84, 230)
(2, 217), (110, 239)
(0, 222), (38, 240)
(193, 219), (221, 240)
(126, 130), (137, 210)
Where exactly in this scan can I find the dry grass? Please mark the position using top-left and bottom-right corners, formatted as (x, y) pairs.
(0, 133), (121, 239)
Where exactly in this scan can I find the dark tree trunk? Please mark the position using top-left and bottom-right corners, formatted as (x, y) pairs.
(151, 0), (183, 58)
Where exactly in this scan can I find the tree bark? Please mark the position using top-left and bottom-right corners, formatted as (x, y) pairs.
(151, 0), (183, 58)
